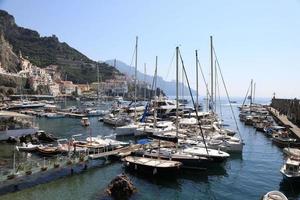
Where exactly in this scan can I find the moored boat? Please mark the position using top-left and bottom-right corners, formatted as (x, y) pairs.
(280, 158), (300, 181)
(81, 117), (90, 126)
(262, 191), (288, 200)
(123, 156), (182, 175)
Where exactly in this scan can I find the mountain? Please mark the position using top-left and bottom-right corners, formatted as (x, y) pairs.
(0, 10), (121, 84)
(105, 60), (196, 96)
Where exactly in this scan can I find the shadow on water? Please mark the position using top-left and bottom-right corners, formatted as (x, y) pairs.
(279, 179), (300, 200)
(228, 153), (243, 161)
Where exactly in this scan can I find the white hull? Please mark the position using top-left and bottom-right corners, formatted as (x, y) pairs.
(116, 124), (139, 136)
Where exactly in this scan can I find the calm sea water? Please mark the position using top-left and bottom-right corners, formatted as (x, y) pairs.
(1, 97), (300, 200)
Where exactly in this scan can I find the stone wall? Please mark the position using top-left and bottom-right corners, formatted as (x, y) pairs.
(271, 98), (300, 127)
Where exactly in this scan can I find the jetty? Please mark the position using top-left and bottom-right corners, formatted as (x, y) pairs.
(57, 111), (87, 118)
(88, 144), (141, 160)
(268, 107), (300, 139)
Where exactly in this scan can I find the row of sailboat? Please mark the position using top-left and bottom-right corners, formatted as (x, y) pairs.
(101, 36), (245, 175)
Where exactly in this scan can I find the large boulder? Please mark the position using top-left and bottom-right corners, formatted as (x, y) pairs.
(106, 173), (136, 200)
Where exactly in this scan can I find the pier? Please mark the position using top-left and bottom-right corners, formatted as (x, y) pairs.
(268, 106), (300, 139)
(88, 144), (141, 160)
(57, 111), (87, 118)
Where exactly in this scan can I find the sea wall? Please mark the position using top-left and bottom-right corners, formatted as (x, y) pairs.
(271, 98), (300, 127)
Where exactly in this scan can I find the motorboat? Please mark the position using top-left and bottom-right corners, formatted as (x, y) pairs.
(81, 117), (90, 126)
(16, 142), (42, 152)
(272, 135), (300, 148)
(283, 147), (300, 158)
(183, 146), (230, 162)
(280, 158), (300, 181)
(116, 123), (142, 136)
(262, 191), (288, 200)
(103, 114), (132, 127)
(86, 109), (109, 117)
(45, 113), (65, 118)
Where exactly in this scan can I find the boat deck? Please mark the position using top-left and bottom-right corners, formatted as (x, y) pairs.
(268, 107), (300, 139)
(125, 156), (181, 167)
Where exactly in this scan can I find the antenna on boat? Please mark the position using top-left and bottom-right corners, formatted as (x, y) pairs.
(144, 63), (147, 101)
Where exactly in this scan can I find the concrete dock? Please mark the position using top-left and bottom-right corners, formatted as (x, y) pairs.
(88, 144), (141, 160)
(268, 107), (300, 139)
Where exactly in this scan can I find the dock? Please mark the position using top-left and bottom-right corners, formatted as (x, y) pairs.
(268, 107), (300, 139)
(88, 144), (141, 160)
(57, 112), (87, 118)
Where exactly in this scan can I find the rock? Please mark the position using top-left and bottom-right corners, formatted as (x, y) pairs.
(106, 173), (136, 200)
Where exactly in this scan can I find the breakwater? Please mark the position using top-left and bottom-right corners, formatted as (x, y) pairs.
(271, 98), (300, 127)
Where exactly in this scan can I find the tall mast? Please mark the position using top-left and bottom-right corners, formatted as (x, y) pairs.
(210, 36), (214, 112)
(176, 47), (179, 151)
(253, 82), (256, 104)
(134, 36), (138, 121)
(97, 63), (100, 100)
(195, 50), (199, 112)
(250, 79), (253, 105)
(214, 59), (217, 113)
(144, 63), (146, 101)
(153, 57), (158, 127)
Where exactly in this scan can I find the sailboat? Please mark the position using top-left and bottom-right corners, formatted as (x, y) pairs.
(123, 41), (183, 176)
(116, 37), (140, 136)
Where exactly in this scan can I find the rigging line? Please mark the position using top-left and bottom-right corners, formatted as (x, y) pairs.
(213, 47), (242, 140)
(178, 49), (209, 156)
(165, 50), (176, 81)
(216, 62), (223, 120)
(196, 53), (212, 101)
(242, 82), (251, 107)
(129, 43), (136, 77)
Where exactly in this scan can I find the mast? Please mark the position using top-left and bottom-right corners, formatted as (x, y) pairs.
(195, 50), (199, 112)
(134, 36), (138, 122)
(253, 82), (256, 104)
(214, 59), (217, 112)
(97, 63), (100, 101)
(176, 47), (179, 151)
(250, 79), (253, 105)
(144, 63), (146, 101)
(210, 36), (214, 113)
(153, 57), (158, 128)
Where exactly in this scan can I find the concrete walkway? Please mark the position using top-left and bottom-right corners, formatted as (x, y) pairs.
(268, 107), (300, 139)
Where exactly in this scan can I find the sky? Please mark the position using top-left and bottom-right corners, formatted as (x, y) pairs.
(1, 0), (300, 98)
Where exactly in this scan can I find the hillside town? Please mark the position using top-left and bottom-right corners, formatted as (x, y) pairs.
(0, 52), (151, 99)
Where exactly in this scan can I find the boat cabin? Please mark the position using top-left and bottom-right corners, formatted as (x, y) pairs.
(285, 159), (300, 175)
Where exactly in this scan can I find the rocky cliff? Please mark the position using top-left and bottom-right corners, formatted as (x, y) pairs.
(0, 10), (121, 84)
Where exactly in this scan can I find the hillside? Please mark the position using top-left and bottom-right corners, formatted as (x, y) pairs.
(106, 59), (196, 96)
(0, 10), (121, 84)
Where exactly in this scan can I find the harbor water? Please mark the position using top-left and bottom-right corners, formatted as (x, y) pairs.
(1, 98), (300, 200)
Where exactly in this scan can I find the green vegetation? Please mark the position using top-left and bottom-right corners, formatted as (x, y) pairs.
(0, 10), (121, 84)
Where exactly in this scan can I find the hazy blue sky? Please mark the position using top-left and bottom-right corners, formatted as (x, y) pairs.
(1, 0), (299, 98)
